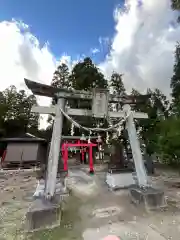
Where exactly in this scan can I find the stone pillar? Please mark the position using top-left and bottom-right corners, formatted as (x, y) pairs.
(45, 98), (65, 199)
(123, 104), (148, 187)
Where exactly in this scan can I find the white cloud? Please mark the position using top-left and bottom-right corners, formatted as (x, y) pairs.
(99, 0), (180, 96)
(91, 48), (100, 54)
(0, 20), (57, 91)
(59, 54), (80, 70)
(0, 20), (73, 128)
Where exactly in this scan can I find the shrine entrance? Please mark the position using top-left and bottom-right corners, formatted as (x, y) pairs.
(25, 79), (150, 198)
(61, 139), (97, 174)
(25, 79), (166, 233)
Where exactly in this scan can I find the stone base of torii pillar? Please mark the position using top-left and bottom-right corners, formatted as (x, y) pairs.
(129, 185), (167, 211)
(25, 98), (67, 232)
(106, 104), (166, 211)
(26, 195), (62, 232)
(25, 177), (69, 232)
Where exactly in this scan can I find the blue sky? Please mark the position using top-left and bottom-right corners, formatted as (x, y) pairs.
(0, 0), (179, 101)
(1, 0), (123, 62)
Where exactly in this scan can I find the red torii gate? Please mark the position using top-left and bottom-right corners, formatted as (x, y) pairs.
(61, 140), (97, 173)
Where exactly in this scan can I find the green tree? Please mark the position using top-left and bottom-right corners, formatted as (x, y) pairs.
(171, 43), (180, 115)
(51, 63), (71, 106)
(0, 91), (8, 136)
(48, 57), (109, 137)
(0, 86), (39, 137)
(68, 57), (108, 131)
(69, 57), (108, 91)
(131, 88), (169, 155)
(108, 72), (126, 130)
(110, 72), (126, 112)
(171, 0), (180, 21)
(172, 0), (180, 10)
(110, 72), (126, 96)
(160, 42), (180, 165)
(131, 88), (140, 97)
(49, 63), (71, 135)
(156, 117), (180, 165)
(51, 63), (70, 89)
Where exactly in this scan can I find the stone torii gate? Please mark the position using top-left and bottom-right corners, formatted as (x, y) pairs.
(25, 79), (166, 231)
(25, 79), (149, 198)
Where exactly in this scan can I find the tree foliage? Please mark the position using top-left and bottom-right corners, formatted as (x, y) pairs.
(49, 63), (71, 134)
(172, 0), (180, 10)
(171, 43), (180, 115)
(46, 55), (180, 166)
(1, 50), (180, 167)
(51, 63), (70, 89)
(0, 86), (39, 137)
(156, 118), (180, 165)
(69, 57), (108, 91)
(159, 43), (180, 163)
(48, 57), (109, 136)
(110, 72), (126, 96)
(131, 88), (170, 156)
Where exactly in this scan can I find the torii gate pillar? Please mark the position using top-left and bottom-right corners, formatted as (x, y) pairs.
(26, 97), (65, 232)
(123, 104), (148, 187)
(45, 97), (65, 199)
(123, 104), (166, 211)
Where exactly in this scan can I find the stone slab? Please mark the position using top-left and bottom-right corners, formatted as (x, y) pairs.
(106, 172), (136, 189)
(129, 186), (167, 211)
(26, 196), (62, 232)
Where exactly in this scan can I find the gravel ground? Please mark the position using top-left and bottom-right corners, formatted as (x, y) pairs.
(1, 167), (180, 239)
(0, 169), (37, 240)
